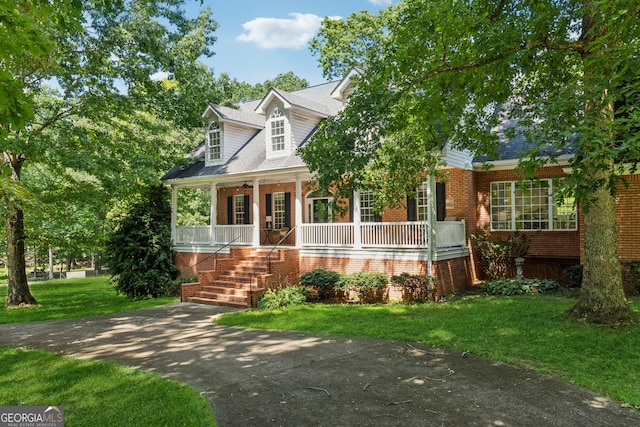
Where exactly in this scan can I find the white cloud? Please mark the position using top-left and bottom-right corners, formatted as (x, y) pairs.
(368, 0), (391, 5)
(237, 13), (334, 50)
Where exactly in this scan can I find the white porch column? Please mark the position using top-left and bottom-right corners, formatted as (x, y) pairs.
(253, 178), (260, 246)
(210, 183), (217, 245)
(295, 176), (303, 247)
(353, 189), (362, 249)
(170, 185), (177, 244)
(426, 176), (436, 276)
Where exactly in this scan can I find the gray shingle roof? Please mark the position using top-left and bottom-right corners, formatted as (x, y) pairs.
(473, 118), (578, 163)
(162, 81), (340, 182)
(209, 104), (264, 128)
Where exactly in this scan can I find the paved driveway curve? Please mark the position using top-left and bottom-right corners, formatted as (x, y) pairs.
(0, 303), (638, 426)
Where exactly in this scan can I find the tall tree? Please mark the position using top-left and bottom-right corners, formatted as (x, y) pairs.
(303, 0), (639, 323)
(1, 0), (217, 306)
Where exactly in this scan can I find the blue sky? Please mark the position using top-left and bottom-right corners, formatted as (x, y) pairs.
(185, 0), (397, 86)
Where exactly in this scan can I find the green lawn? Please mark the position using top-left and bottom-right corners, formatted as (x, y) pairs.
(216, 295), (640, 409)
(1, 276), (215, 426)
(0, 276), (177, 324)
(0, 347), (215, 427)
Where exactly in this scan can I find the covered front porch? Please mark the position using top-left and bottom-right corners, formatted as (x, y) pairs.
(174, 220), (467, 250)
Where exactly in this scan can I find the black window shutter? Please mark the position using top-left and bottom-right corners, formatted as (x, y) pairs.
(265, 193), (272, 216)
(227, 196), (233, 225)
(407, 195), (417, 221)
(436, 182), (446, 221)
(243, 195), (250, 224)
(348, 191), (354, 222)
(284, 192), (291, 228)
(373, 212), (383, 223)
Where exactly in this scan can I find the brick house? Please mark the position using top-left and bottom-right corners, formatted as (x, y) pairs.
(162, 71), (639, 307)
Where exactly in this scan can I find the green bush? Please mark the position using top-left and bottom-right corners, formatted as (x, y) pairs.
(563, 264), (583, 287)
(336, 272), (388, 303)
(391, 273), (437, 303)
(480, 278), (560, 296)
(105, 185), (178, 299)
(299, 268), (342, 299)
(258, 286), (308, 309)
(471, 227), (532, 280)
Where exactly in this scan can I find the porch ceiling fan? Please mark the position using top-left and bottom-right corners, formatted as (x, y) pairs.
(242, 181), (253, 188)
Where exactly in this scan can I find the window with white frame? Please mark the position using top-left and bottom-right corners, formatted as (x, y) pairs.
(416, 181), (429, 221)
(270, 108), (286, 152)
(206, 121), (222, 162)
(490, 180), (576, 231)
(360, 191), (376, 222)
(273, 192), (286, 229)
(234, 195), (245, 225)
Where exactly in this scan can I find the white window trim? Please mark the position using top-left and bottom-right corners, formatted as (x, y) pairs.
(489, 179), (577, 231)
(360, 190), (376, 223)
(206, 121), (223, 166)
(273, 192), (286, 230)
(234, 194), (245, 225)
(305, 191), (334, 223)
(266, 107), (290, 159)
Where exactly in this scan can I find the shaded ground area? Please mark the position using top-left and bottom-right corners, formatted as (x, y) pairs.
(0, 303), (638, 426)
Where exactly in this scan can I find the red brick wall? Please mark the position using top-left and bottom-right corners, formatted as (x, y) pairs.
(474, 165), (581, 260)
(299, 254), (473, 297)
(615, 174), (640, 263)
(471, 166), (581, 282)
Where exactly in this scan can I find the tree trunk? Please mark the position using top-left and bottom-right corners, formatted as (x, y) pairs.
(569, 3), (631, 323)
(570, 177), (630, 323)
(48, 246), (54, 280)
(5, 205), (37, 306)
(4, 153), (37, 307)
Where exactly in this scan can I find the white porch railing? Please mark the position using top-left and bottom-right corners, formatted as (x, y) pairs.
(176, 226), (211, 244)
(360, 222), (428, 248)
(176, 221), (466, 249)
(215, 225), (254, 245)
(299, 223), (354, 246)
(175, 225), (253, 245)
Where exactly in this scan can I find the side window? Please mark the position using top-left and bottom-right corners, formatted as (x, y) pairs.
(270, 108), (285, 152)
(207, 121), (222, 162)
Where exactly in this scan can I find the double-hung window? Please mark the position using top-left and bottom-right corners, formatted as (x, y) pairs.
(234, 195), (245, 225)
(416, 182), (429, 221)
(273, 192), (286, 230)
(490, 180), (576, 231)
(270, 108), (285, 152)
(360, 191), (376, 222)
(207, 122), (221, 162)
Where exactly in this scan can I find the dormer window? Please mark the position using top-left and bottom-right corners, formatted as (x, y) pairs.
(206, 121), (222, 163)
(270, 108), (286, 152)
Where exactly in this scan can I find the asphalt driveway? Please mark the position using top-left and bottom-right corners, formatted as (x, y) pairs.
(0, 302), (638, 426)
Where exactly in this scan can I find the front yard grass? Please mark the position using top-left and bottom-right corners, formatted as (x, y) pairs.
(0, 276), (215, 426)
(0, 276), (177, 324)
(0, 347), (215, 427)
(216, 295), (640, 409)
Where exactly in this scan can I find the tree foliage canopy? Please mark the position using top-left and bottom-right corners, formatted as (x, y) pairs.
(106, 185), (177, 299)
(304, 0), (639, 323)
(304, 0), (639, 209)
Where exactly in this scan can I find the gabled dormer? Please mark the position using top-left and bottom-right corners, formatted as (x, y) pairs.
(202, 104), (264, 167)
(330, 67), (362, 104)
(256, 88), (331, 159)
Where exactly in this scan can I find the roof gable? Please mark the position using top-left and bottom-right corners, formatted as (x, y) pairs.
(330, 67), (362, 101)
(202, 104), (264, 129)
(254, 88), (331, 118)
